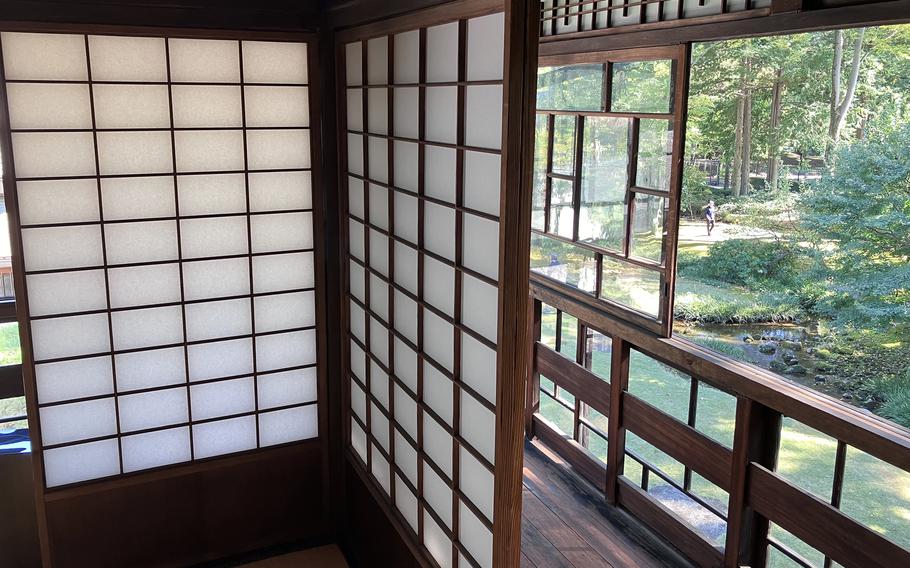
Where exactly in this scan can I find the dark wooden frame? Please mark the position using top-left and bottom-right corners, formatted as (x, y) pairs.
(0, 22), (331, 567)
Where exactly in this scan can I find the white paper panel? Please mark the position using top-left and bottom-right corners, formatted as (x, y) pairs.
(367, 88), (388, 135)
(366, 36), (388, 85)
(426, 22), (458, 83)
(17, 178), (99, 226)
(260, 404), (317, 446)
(462, 214), (500, 280)
(395, 476), (419, 533)
(393, 87), (419, 138)
(423, 462), (453, 527)
(31, 313), (110, 361)
(345, 42), (363, 86)
(393, 291), (418, 345)
(393, 337), (418, 393)
(111, 305), (183, 350)
(169, 38), (240, 83)
(177, 173), (246, 215)
(369, 230), (389, 276)
(369, 316), (390, 367)
(98, 131), (173, 176)
(191, 376), (255, 421)
(394, 242), (418, 294)
(108, 263), (181, 309)
(351, 378), (367, 422)
(192, 415), (257, 459)
(118, 387), (188, 432)
(122, 427), (191, 473)
(188, 338), (253, 381)
(351, 418), (367, 462)
(22, 225), (103, 271)
(424, 256), (455, 317)
(175, 130), (245, 173)
(116, 346), (186, 391)
(185, 298), (251, 341)
(466, 13), (505, 82)
(27, 270), (107, 317)
(393, 30), (420, 84)
(346, 88), (363, 131)
(459, 446), (494, 521)
(371, 444), (391, 495)
(350, 259), (366, 301)
(249, 171), (311, 212)
(423, 511), (453, 568)
(425, 145), (457, 204)
(393, 192), (418, 244)
(7, 83), (92, 130)
(247, 129), (310, 170)
(93, 84), (170, 129)
(394, 384), (418, 440)
(40, 398), (117, 446)
(462, 275), (498, 342)
(368, 183), (389, 229)
(423, 309), (454, 372)
(423, 412), (453, 474)
(253, 251), (314, 293)
(44, 439), (120, 488)
(101, 176), (176, 221)
(459, 502), (493, 568)
(172, 85), (242, 128)
(369, 274), (389, 323)
(250, 212), (313, 253)
(255, 291), (315, 333)
(393, 140), (419, 192)
(104, 220), (179, 264)
(460, 333), (496, 405)
(242, 41), (308, 85)
(258, 367), (317, 409)
(395, 430), (418, 487)
(425, 87), (457, 144)
(465, 85), (503, 150)
(367, 136), (388, 183)
(371, 360), (390, 410)
(423, 202), (456, 261)
(180, 216), (249, 259)
(1, 32), (87, 81)
(244, 86), (309, 128)
(12, 132), (96, 178)
(88, 35), (167, 82)
(371, 402), (390, 451)
(461, 390), (495, 464)
(35, 356), (113, 405)
(256, 329), (316, 372)
(183, 257), (250, 300)
(464, 151), (501, 217)
(424, 361), (453, 425)
(347, 133), (364, 175)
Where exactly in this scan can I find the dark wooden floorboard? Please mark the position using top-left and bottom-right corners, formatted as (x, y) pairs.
(521, 439), (694, 568)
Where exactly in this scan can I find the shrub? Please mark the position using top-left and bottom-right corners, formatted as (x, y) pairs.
(685, 238), (800, 287)
(872, 369), (910, 428)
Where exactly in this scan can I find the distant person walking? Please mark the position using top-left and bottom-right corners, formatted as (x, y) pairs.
(704, 200), (716, 236)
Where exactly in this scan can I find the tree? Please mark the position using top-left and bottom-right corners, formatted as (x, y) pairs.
(827, 28), (866, 161)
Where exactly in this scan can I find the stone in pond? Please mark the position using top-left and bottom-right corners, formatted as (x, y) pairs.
(769, 359), (788, 372)
(785, 364), (807, 376)
(781, 350), (799, 365)
(758, 342), (777, 354)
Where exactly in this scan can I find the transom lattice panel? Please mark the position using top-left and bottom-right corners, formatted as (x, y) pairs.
(1, 31), (320, 488)
(342, 10), (505, 568)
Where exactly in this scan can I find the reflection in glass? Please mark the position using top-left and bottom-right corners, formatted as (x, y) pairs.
(532, 114), (548, 231)
(579, 117), (629, 253)
(537, 64), (605, 112)
(585, 329), (612, 381)
(637, 119), (673, 191)
(548, 178), (575, 239)
(552, 115), (577, 175)
(611, 59), (672, 114)
(530, 232), (597, 294)
(600, 256), (661, 317)
(630, 193), (667, 263)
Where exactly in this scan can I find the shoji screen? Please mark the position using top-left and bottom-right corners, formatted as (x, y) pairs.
(341, 7), (504, 568)
(0, 31), (320, 489)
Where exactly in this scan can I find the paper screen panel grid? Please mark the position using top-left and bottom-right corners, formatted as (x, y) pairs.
(343, 12), (503, 568)
(1, 32), (319, 488)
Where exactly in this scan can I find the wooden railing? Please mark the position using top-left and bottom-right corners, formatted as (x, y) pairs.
(526, 279), (910, 568)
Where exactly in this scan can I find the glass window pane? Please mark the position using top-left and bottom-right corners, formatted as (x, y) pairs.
(647, 476), (727, 546)
(585, 330), (612, 381)
(582, 405), (608, 433)
(629, 349), (691, 423)
(636, 119), (672, 191)
(776, 418), (837, 502)
(540, 303), (557, 349)
(548, 178), (575, 239)
(694, 381), (736, 449)
(530, 233), (597, 294)
(0, 396), (28, 430)
(558, 312), (578, 360)
(579, 116), (629, 253)
(630, 193), (667, 263)
(551, 115), (576, 175)
(581, 425), (607, 462)
(610, 59), (672, 114)
(539, 391), (574, 435)
(532, 115), (548, 231)
(769, 524), (825, 568)
(537, 64), (604, 112)
(600, 256), (661, 317)
(840, 446), (910, 550)
(0, 322), (22, 365)
(539, 374), (555, 395)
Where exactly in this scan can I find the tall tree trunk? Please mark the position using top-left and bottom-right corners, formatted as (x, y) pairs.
(827, 29), (844, 160)
(739, 57), (753, 196)
(827, 28), (865, 162)
(732, 95), (745, 197)
(723, 157), (731, 192)
(768, 68), (783, 192)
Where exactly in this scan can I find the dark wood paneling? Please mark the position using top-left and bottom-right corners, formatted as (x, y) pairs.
(536, 343), (611, 419)
(532, 415), (606, 490)
(0, 454), (41, 568)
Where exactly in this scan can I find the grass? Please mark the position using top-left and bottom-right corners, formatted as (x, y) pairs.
(674, 273), (803, 324)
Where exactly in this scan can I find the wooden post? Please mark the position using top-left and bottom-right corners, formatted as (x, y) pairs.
(605, 336), (630, 504)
